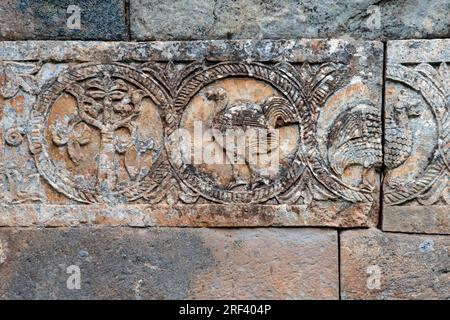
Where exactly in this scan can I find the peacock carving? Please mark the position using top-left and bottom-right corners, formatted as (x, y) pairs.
(327, 104), (382, 182)
(205, 88), (298, 189)
(384, 89), (422, 169)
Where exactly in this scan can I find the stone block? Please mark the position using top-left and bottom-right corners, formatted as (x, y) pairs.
(0, 227), (338, 299)
(340, 228), (450, 299)
(0, 0), (127, 40)
(130, 0), (450, 41)
(0, 40), (383, 228)
(383, 39), (450, 234)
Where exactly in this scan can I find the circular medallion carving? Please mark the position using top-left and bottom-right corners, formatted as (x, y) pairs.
(385, 63), (450, 205)
(29, 63), (168, 203)
(166, 62), (304, 203)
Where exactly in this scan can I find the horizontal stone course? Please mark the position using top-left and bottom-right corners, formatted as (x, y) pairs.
(0, 29), (448, 301)
(131, 0), (450, 41)
(0, 227), (338, 299)
(0, 39), (382, 62)
(1, 0), (449, 41)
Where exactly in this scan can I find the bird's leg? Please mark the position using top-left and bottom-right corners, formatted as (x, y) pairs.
(225, 152), (247, 190)
(247, 158), (271, 190)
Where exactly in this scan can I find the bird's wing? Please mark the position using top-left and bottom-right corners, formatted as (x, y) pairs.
(327, 105), (382, 175)
(328, 110), (364, 151)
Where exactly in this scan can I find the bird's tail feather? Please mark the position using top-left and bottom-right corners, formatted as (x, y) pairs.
(263, 96), (298, 127)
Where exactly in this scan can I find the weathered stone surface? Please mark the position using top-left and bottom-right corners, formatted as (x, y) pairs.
(0, 39), (379, 62)
(383, 39), (450, 235)
(0, 227), (338, 299)
(131, 0), (450, 41)
(0, 0), (127, 40)
(340, 228), (450, 300)
(0, 40), (382, 227)
(0, 203), (373, 227)
(383, 206), (450, 235)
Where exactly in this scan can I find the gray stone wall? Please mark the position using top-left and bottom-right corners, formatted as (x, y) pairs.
(1, 0), (449, 41)
(0, 0), (449, 300)
(131, 0), (450, 41)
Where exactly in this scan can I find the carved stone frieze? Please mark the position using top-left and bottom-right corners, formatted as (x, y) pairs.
(0, 40), (383, 227)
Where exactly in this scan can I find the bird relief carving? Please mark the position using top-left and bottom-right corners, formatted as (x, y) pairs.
(205, 87), (298, 190)
(11, 60), (383, 206)
(384, 62), (449, 206)
(159, 60), (381, 204)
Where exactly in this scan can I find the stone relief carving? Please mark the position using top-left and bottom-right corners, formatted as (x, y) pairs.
(384, 62), (449, 206)
(0, 60), (382, 207)
(144, 61), (379, 205)
(28, 63), (168, 203)
(0, 61), (40, 99)
(1, 61), (45, 204)
(0, 37), (384, 228)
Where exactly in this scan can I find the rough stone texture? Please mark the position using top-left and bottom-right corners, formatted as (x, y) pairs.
(383, 39), (450, 235)
(0, 39), (379, 62)
(0, 227), (338, 299)
(0, 203), (375, 228)
(0, 0), (127, 40)
(340, 228), (450, 300)
(131, 0), (450, 41)
(0, 40), (382, 228)
(383, 206), (450, 235)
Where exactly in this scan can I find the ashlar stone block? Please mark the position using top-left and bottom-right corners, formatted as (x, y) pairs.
(383, 39), (450, 234)
(0, 227), (338, 299)
(0, 40), (383, 227)
(341, 228), (450, 299)
(130, 0), (450, 41)
(0, 0), (127, 40)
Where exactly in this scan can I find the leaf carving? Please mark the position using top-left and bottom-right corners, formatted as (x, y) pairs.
(0, 61), (41, 98)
